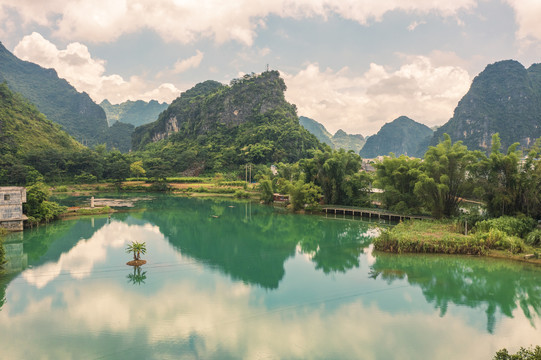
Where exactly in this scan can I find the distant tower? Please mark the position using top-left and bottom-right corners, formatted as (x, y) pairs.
(266, 64), (269, 72)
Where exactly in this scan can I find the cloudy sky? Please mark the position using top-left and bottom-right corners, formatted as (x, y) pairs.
(1, 0), (541, 135)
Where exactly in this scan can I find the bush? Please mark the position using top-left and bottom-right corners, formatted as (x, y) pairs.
(494, 345), (541, 360)
(234, 190), (250, 199)
(526, 229), (541, 247)
(474, 216), (536, 238)
(55, 185), (68, 193)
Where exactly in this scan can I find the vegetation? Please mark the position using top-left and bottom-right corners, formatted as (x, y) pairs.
(299, 116), (365, 153)
(24, 182), (66, 226)
(0, 42), (109, 146)
(0, 229), (6, 270)
(373, 219), (531, 256)
(126, 241), (147, 261)
(360, 116), (433, 158)
(432, 60), (541, 152)
(494, 346), (541, 360)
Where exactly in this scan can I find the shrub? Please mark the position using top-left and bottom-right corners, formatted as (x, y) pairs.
(526, 229), (541, 247)
(234, 190), (250, 199)
(474, 216), (536, 238)
(55, 185), (68, 193)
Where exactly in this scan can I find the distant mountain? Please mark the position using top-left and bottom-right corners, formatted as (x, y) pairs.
(100, 99), (168, 127)
(0, 42), (108, 147)
(132, 71), (324, 172)
(432, 60), (541, 152)
(360, 116), (433, 158)
(299, 116), (333, 146)
(331, 129), (365, 153)
(299, 116), (365, 152)
(0, 82), (81, 159)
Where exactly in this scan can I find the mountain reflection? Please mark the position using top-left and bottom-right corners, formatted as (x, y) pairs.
(370, 253), (541, 333)
(139, 196), (372, 288)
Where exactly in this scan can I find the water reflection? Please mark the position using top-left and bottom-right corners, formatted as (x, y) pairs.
(1, 196), (541, 358)
(139, 197), (372, 288)
(127, 266), (147, 285)
(370, 253), (541, 333)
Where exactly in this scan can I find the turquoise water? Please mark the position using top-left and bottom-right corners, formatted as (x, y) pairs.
(1, 195), (540, 359)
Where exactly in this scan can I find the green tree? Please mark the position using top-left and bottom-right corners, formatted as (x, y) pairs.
(24, 182), (66, 225)
(130, 160), (146, 178)
(474, 134), (521, 217)
(126, 241), (147, 261)
(374, 154), (424, 214)
(414, 134), (478, 218)
(259, 178), (275, 204)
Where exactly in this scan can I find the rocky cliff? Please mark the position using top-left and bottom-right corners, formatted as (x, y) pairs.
(431, 60), (541, 151)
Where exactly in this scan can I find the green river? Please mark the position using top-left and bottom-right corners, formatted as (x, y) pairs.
(1, 195), (540, 359)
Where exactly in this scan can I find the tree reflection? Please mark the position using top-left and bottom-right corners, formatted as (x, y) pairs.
(127, 266), (147, 285)
(370, 253), (541, 333)
(140, 197), (373, 288)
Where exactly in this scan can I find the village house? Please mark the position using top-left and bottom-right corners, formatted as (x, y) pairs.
(0, 187), (27, 231)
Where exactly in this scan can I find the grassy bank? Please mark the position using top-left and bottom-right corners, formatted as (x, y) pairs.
(373, 219), (540, 262)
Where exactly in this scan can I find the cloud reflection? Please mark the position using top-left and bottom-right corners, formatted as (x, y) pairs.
(22, 221), (161, 288)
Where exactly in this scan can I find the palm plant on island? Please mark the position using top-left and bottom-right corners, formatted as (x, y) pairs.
(126, 241), (147, 266)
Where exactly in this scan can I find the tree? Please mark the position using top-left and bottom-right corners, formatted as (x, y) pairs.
(414, 134), (478, 218)
(302, 149), (371, 206)
(474, 134), (522, 217)
(126, 241), (147, 261)
(129, 160), (146, 178)
(374, 154), (424, 214)
(259, 178), (274, 204)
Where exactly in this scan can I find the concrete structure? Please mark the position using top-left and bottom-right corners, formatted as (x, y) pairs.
(0, 187), (27, 231)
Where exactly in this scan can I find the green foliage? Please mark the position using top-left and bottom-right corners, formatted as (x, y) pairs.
(132, 71), (325, 174)
(433, 60), (541, 153)
(130, 160), (146, 178)
(0, 43), (109, 146)
(259, 179), (274, 204)
(474, 216), (536, 238)
(0, 228), (6, 269)
(374, 221), (489, 255)
(374, 155), (424, 214)
(234, 190), (250, 199)
(301, 149), (371, 206)
(289, 180), (322, 211)
(414, 134), (479, 218)
(526, 229), (541, 247)
(126, 241), (147, 261)
(494, 346), (541, 360)
(24, 182), (66, 225)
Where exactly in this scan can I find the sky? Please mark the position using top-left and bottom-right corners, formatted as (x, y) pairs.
(1, 0), (541, 135)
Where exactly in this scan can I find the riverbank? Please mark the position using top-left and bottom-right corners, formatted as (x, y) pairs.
(51, 179), (260, 200)
(373, 220), (541, 265)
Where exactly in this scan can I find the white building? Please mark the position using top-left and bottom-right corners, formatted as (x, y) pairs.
(0, 187), (27, 231)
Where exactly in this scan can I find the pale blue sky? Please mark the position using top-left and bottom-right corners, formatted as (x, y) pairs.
(1, 0), (540, 135)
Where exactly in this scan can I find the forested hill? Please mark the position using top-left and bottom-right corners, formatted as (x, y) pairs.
(0, 42), (108, 147)
(360, 116), (433, 158)
(299, 116), (365, 152)
(432, 60), (541, 151)
(299, 116), (333, 146)
(0, 82), (81, 163)
(100, 99), (168, 127)
(132, 71), (325, 172)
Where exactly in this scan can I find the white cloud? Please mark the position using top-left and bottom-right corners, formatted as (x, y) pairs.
(283, 56), (471, 135)
(505, 0), (541, 42)
(13, 32), (180, 103)
(408, 20), (426, 31)
(173, 50), (204, 74)
(1, 0), (478, 46)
